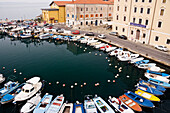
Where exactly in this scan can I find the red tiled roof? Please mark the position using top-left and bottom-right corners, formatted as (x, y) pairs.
(49, 1), (73, 6)
(69, 0), (114, 4)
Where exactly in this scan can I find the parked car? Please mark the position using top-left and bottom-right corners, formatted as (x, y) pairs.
(118, 35), (127, 40)
(109, 32), (118, 36)
(85, 32), (95, 36)
(155, 45), (168, 52)
(98, 34), (106, 39)
(72, 30), (80, 34)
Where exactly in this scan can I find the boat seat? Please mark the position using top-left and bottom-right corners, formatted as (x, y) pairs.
(53, 103), (61, 106)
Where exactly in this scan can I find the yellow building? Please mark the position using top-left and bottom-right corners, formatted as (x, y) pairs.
(42, 1), (73, 24)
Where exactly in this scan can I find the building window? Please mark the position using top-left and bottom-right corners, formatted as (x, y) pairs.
(167, 39), (170, 44)
(125, 6), (127, 12)
(91, 8), (93, 11)
(73, 22), (74, 25)
(110, 7), (112, 10)
(90, 14), (94, 17)
(100, 14), (103, 17)
(122, 28), (125, 32)
(125, 0), (127, 2)
(131, 30), (133, 35)
(101, 7), (102, 10)
(155, 36), (159, 41)
(86, 21), (88, 25)
(135, 0), (138, 2)
(139, 18), (142, 24)
(149, 0), (152, 3)
(160, 9), (164, 16)
(100, 20), (102, 24)
(162, 0), (166, 3)
(140, 8), (143, 13)
(91, 21), (93, 24)
(80, 15), (83, 18)
(142, 0), (145, 2)
(143, 33), (146, 38)
(158, 21), (162, 28)
(109, 13), (112, 16)
(124, 16), (126, 21)
(85, 14), (89, 18)
(145, 19), (148, 25)
(81, 22), (83, 25)
(134, 7), (137, 13)
(96, 7), (98, 10)
(116, 15), (119, 20)
(118, 0), (120, 1)
(133, 17), (136, 23)
(117, 6), (119, 11)
(86, 8), (88, 11)
(81, 8), (83, 11)
(95, 14), (98, 17)
(147, 8), (150, 14)
(116, 26), (118, 30)
(72, 15), (74, 18)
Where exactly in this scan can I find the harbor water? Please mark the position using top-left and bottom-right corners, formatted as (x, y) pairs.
(0, 35), (170, 113)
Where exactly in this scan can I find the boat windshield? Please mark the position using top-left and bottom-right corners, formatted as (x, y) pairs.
(100, 106), (108, 112)
(96, 100), (103, 106)
(87, 104), (95, 109)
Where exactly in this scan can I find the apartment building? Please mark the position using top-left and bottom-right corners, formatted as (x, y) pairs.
(112, 0), (170, 48)
(66, 0), (114, 27)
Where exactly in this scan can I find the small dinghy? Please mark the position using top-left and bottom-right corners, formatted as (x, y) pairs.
(20, 93), (41, 113)
(137, 63), (156, 69)
(125, 91), (154, 108)
(109, 48), (123, 56)
(119, 94), (142, 112)
(0, 81), (19, 98)
(20, 34), (32, 39)
(93, 95), (115, 113)
(72, 101), (85, 113)
(148, 66), (165, 72)
(33, 93), (53, 113)
(58, 102), (73, 113)
(148, 78), (170, 88)
(136, 83), (163, 96)
(139, 79), (166, 92)
(84, 95), (98, 113)
(1, 83), (25, 104)
(146, 70), (170, 77)
(135, 89), (160, 102)
(39, 33), (52, 40)
(134, 60), (150, 66)
(129, 57), (144, 64)
(108, 96), (134, 113)
(46, 94), (65, 113)
(0, 74), (5, 84)
(105, 46), (117, 52)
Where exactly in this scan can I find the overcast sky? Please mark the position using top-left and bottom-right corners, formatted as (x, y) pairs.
(0, 0), (71, 3)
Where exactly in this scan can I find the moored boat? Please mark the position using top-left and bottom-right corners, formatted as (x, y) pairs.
(108, 96), (134, 113)
(119, 94), (142, 112)
(135, 89), (160, 102)
(58, 102), (73, 113)
(125, 91), (154, 108)
(148, 78), (170, 88)
(72, 101), (85, 113)
(33, 93), (53, 113)
(93, 95), (115, 113)
(84, 95), (98, 113)
(46, 94), (65, 113)
(0, 74), (5, 84)
(20, 93), (41, 113)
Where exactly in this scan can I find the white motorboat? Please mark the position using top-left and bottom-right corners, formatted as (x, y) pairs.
(59, 103), (73, 113)
(84, 95), (98, 113)
(39, 33), (51, 40)
(137, 63), (156, 69)
(109, 48), (123, 56)
(105, 46), (117, 52)
(89, 41), (101, 46)
(94, 43), (107, 49)
(20, 93), (41, 113)
(129, 57), (144, 64)
(148, 66), (165, 72)
(145, 72), (170, 83)
(13, 77), (42, 103)
(86, 38), (98, 45)
(80, 37), (90, 43)
(108, 96), (135, 113)
(0, 74), (5, 84)
(118, 54), (139, 61)
(46, 94), (65, 113)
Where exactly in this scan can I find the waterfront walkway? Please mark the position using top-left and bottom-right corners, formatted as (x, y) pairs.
(53, 24), (170, 66)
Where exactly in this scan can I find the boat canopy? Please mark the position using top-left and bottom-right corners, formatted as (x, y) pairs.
(5, 81), (13, 86)
(22, 84), (33, 90)
(26, 77), (40, 85)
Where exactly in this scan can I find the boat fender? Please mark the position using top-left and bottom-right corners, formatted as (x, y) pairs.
(2, 67), (5, 70)
(109, 64), (112, 66)
(84, 83), (86, 85)
(81, 85), (83, 87)
(139, 99), (143, 103)
(108, 80), (111, 82)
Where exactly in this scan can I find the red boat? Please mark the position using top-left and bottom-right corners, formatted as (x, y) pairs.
(72, 30), (80, 34)
(99, 45), (112, 51)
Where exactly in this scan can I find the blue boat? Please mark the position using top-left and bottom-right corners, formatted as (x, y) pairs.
(146, 70), (170, 77)
(125, 91), (154, 108)
(72, 102), (85, 113)
(136, 83), (163, 96)
(33, 93), (53, 113)
(139, 80), (166, 92)
(0, 83), (25, 104)
(0, 81), (19, 98)
(148, 78), (170, 88)
(135, 60), (150, 66)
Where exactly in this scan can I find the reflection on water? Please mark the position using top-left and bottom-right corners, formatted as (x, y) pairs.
(0, 35), (169, 113)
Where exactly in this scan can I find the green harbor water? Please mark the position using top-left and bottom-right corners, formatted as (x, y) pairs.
(0, 35), (170, 113)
